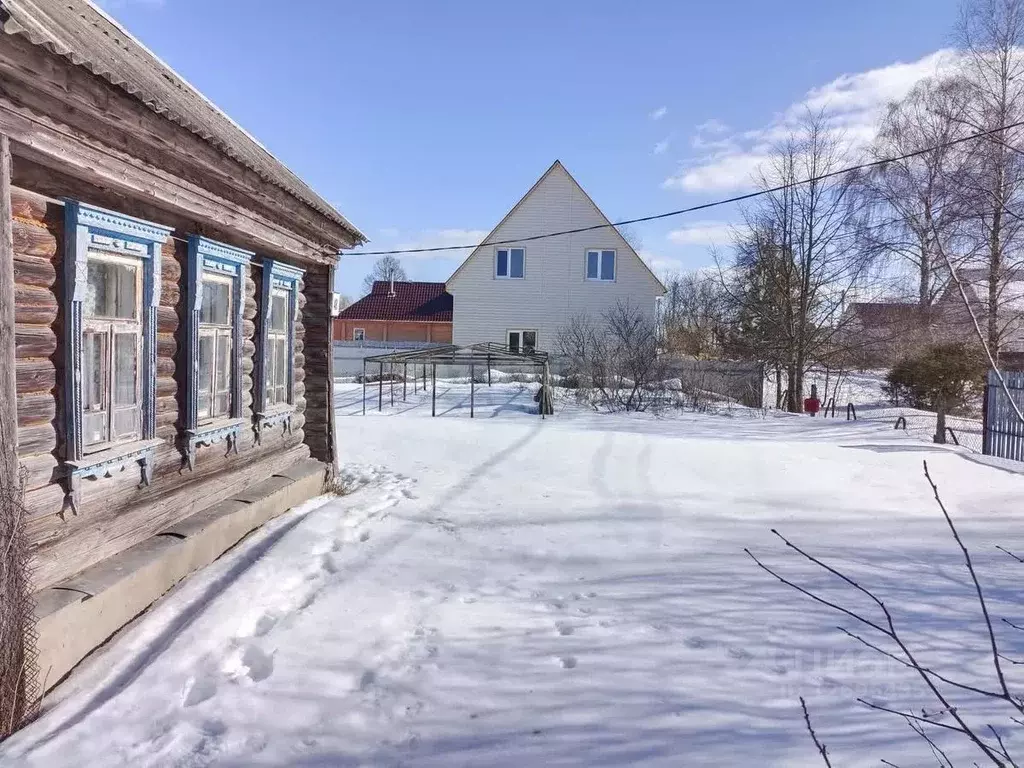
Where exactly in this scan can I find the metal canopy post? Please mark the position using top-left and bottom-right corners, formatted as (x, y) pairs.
(390, 362), (395, 406)
(403, 363), (407, 401)
(378, 362), (383, 411)
(470, 362), (475, 418)
(487, 354), (492, 386)
(362, 359), (366, 415)
(432, 363), (437, 417)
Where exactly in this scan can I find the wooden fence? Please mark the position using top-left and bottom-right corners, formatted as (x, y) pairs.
(983, 370), (1024, 461)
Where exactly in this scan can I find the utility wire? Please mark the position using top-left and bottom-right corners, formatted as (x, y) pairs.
(348, 118), (1024, 257)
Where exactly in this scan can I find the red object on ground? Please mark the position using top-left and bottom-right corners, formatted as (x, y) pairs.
(803, 397), (820, 415)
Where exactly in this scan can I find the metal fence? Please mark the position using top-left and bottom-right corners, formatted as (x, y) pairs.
(983, 370), (1024, 461)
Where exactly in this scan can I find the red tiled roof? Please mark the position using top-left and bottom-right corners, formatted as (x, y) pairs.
(337, 281), (452, 323)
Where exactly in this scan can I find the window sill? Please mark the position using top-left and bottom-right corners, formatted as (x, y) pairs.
(185, 418), (247, 470)
(256, 406), (295, 443)
(65, 438), (164, 515)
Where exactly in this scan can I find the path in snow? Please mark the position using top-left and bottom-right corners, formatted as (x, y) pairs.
(5, 383), (1024, 766)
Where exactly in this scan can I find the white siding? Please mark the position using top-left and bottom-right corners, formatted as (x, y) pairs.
(447, 163), (664, 350)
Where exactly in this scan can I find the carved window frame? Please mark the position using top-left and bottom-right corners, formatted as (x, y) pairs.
(255, 258), (304, 442)
(63, 201), (172, 513)
(184, 235), (253, 469)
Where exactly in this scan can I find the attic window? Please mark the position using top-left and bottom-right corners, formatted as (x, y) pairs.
(586, 249), (616, 281)
(496, 248), (525, 279)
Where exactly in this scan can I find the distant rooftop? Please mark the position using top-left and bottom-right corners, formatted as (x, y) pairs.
(338, 281), (453, 323)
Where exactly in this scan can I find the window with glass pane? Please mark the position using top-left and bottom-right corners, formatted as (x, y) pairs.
(85, 260), (138, 319)
(197, 273), (234, 422)
(82, 252), (142, 449)
(586, 249), (616, 280)
(265, 287), (291, 407)
(522, 331), (537, 352)
(496, 248), (525, 279)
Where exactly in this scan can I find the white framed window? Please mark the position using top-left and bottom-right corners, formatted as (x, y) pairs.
(496, 247), (525, 279)
(586, 249), (616, 281)
(507, 329), (537, 354)
(184, 236), (252, 469)
(81, 251), (144, 450)
(197, 272), (234, 423)
(353, 327), (365, 342)
(265, 286), (291, 408)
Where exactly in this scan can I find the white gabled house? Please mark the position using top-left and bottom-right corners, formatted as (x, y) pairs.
(445, 161), (666, 352)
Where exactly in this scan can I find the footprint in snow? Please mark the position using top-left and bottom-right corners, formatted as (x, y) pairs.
(182, 674), (218, 707)
(359, 669), (377, 691)
(252, 612), (278, 638)
(685, 637), (708, 650)
(225, 644), (275, 683)
(554, 621), (575, 636)
(727, 646), (754, 663)
(358, 530), (371, 542)
(558, 655), (578, 669)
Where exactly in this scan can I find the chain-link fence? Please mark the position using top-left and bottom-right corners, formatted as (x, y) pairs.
(852, 404), (984, 453)
(0, 429), (39, 740)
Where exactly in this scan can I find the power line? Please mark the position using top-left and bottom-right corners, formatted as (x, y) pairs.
(348, 118), (1024, 257)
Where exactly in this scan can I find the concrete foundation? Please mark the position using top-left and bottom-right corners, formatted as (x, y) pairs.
(31, 458), (327, 692)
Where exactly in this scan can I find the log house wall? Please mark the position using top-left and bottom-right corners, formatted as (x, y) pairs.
(12, 179), (317, 590)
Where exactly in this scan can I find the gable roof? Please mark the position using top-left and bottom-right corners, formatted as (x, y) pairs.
(446, 160), (666, 293)
(338, 281), (453, 323)
(938, 267), (1024, 314)
(0, 0), (366, 244)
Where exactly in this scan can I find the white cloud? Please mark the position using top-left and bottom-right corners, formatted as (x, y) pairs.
(695, 118), (730, 135)
(665, 49), (957, 193)
(653, 138), (671, 155)
(649, 106), (668, 121)
(666, 221), (748, 246)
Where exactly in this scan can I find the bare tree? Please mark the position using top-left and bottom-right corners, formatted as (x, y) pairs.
(951, 0), (1024, 361)
(725, 112), (875, 411)
(661, 270), (730, 358)
(362, 255), (408, 295)
(557, 301), (666, 412)
(751, 462), (1024, 766)
(858, 76), (974, 307)
(616, 223), (644, 254)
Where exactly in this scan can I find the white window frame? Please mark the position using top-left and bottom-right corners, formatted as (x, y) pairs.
(585, 248), (617, 281)
(353, 327), (366, 342)
(196, 272), (235, 424)
(80, 250), (144, 451)
(507, 329), (538, 354)
(495, 247), (526, 279)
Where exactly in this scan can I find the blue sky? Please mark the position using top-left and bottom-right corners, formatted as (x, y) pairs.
(103, 0), (960, 297)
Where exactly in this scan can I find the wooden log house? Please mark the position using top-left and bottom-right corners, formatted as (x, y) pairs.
(0, 0), (364, 697)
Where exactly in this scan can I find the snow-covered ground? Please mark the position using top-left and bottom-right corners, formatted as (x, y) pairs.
(5, 382), (1024, 766)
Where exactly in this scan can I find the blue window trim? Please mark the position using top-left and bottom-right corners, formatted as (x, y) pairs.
(184, 235), (254, 469)
(255, 258), (304, 442)
(63, 200), (172, 513)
